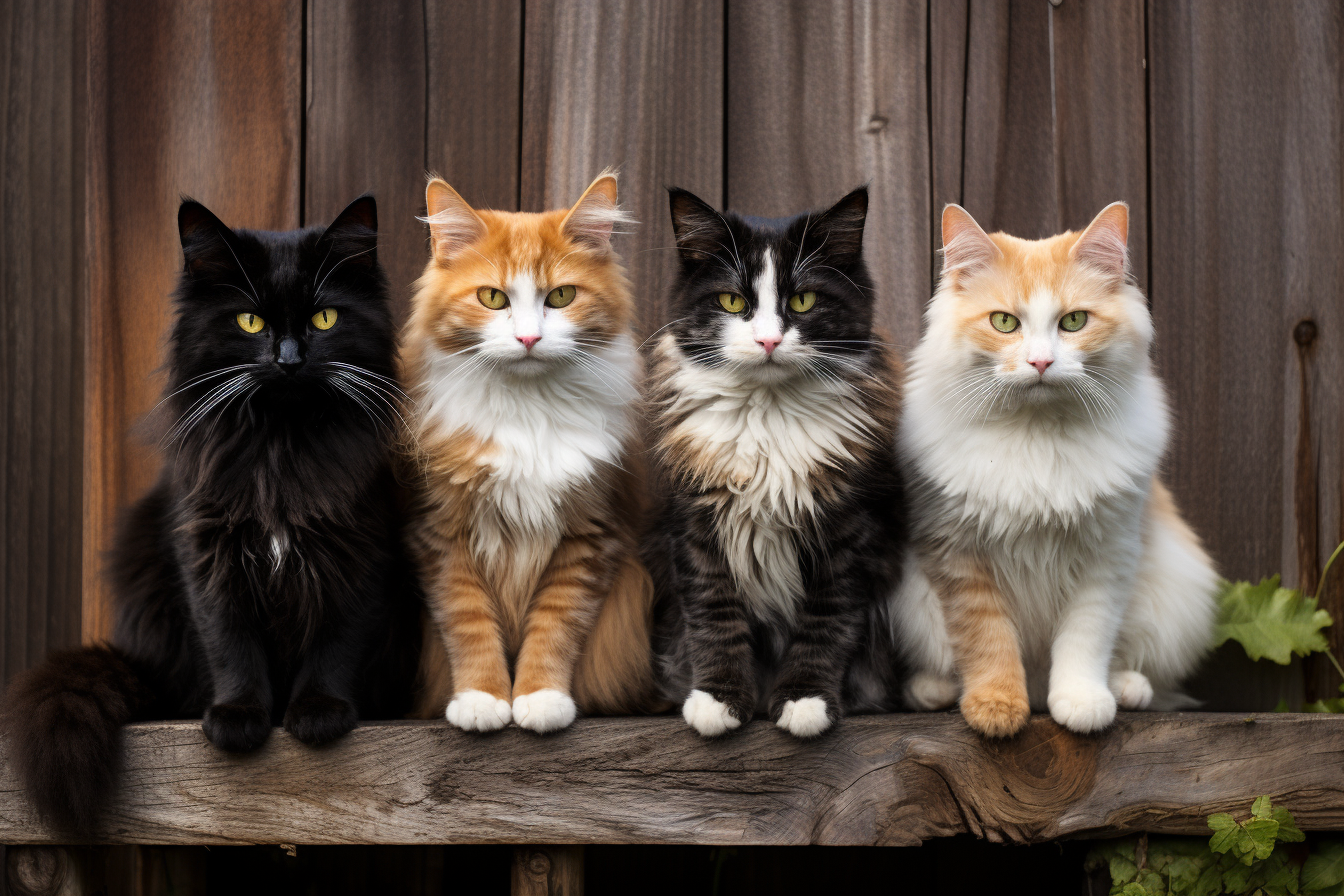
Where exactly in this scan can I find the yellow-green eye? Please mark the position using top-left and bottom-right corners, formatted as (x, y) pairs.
(718, 292), (746, 313)
(311, 308), (338, 330)
(788, 291), (817, 313)
(546, 285), (576, 308)
(236, 312), (265, 333)
(990, 312), (1019, 333)
(478, 287), (508, 310)
(1060, 310), (1088, 332)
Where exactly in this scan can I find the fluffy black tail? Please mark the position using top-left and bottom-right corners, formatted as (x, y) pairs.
(3, 644), (155, 832)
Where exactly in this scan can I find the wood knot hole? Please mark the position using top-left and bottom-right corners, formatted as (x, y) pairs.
(866, 115), (888, 134)
(527, 852), (552, 877)
(1294, 319), (1317, 348)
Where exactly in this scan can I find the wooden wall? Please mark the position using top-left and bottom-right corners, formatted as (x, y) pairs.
(3, 0), (1342, 704)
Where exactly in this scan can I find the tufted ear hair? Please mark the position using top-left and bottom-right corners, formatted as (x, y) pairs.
(318, 195), (378, 270)
(561, 170), (634, 250)
(668, 187), (730, 266)
(805, 186), (869, 266)
(1070, 201), (1130, 281)
(177, 199), (242, 277)
(421, 177), (486, 263)
(940, 204), (1000, 278)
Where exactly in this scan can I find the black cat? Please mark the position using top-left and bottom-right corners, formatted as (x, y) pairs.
(4, 197), (419, 830)
(645, 187), (907, 739)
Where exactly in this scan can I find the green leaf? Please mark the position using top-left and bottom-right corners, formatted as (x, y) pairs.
(1223, 858), (1256, 893)
(1192, 864), (1226, 896)
(1303, 842), (1344, 892)
(1215, 577), (1333, 664)
(1211, 814), (1241, 854)
(1253, 796), (1275, 819)
(1241, 817), (1280, 861)
(1273, 807), (1306, 843)
(1259, 851), (1302, 896)
(1302, 698), (1344, 714)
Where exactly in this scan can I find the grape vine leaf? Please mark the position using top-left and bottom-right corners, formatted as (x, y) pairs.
(1214, 576), (1333, 664)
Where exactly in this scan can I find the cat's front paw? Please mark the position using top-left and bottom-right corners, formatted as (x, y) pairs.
(960, 686), (1030, 738)
(1048, 682), (1117, 733)
(283, 692), (357, 746)
(203, 703), (272, 752)
(682, 689), (744, 737)
(512, 689), (577, 734)
(775, 697), (832, 738)
(1109, 670), (1154, 710)
(906, 672), (960, 710)
(446, 689), (512, 732)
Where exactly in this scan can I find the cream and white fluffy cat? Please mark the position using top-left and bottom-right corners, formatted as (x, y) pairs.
(893, 202), (1218, 737)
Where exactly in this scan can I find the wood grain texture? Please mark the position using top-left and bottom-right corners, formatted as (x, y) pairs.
(1147, 0), (1344, 669)
(0, 0), (85, 684)
(511, 846), (582, 896)
(0, 715), (1341, 847)
(306, 0), (522, 320)
(520, 0), (723, 334)
(934, 0), (1147, 288)
(83, 0), (302, 642)
(726, 0), (930, 349)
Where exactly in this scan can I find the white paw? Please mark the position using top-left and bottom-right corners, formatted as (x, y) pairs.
(906, 672), (960, 710)
(446, 689), (511, 732)
(776, 697), (832, 738)
(1048, 682), (1117, 733)
(512, 689), (577, 734)
(682, 689), (742, 737)
(1110, 670), (1154, 710)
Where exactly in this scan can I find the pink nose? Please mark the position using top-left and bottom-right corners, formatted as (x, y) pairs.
(1031, 358), (1053, 375)
(518, 335), (540, 350)
(756, 337), (781, 356)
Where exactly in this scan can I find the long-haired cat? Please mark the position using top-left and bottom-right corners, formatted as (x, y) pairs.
(403, 172), (654, 733)
(3, 197), (420, 830)
(894, 202), (1218, 737)
(646, 187), (906, 739)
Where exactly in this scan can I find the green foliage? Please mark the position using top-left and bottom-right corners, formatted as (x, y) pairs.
(1086, 798), (1341, 896)
(1215, 577), (1333, 664)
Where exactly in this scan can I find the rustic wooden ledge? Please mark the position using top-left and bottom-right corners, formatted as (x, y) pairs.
(1, 713), (1341, 847)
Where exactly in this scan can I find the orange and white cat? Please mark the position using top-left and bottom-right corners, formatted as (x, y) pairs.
(401, 172), (654, 733)
(894, 202), (1218, 737)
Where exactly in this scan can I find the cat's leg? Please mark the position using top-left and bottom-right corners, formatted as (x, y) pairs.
(936, 566), (1030, 737)
(893, 552), (960, 710)
(1047, 578), (1131, 733)
(283, 608), (364, 746)
(675, 531), (757, 737)
(511, 534), (617, 734)
(431, 540), (512, 732)
(183, 548), (273, 752)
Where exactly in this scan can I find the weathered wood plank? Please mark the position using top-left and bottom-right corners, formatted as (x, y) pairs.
(0, 0), (85, 684)
(1147, 0), (1344, 699)
(511, 846), (582, 896)
(83, 0), (303, 643)
(726, 0), (930, 349)
(520, 0), (723, 334)
(1, 715), (1340, 847)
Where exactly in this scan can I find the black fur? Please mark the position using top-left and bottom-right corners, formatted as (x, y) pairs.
(647, 187), (907, 733)
(3, 197), (419, 830)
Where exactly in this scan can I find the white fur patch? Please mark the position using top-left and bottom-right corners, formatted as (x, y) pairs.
(776, 697), (831, 738)
(682, 689), (741, 737)
(1047, 681), (1116, 733)
(660, 336), (874, 624)
(446, 690), (512, 732)
(1109, 670), (1153, 710)
(905, 672), (960, 711)
(512, 689), (577, 733)
(420, 333), (639, 554)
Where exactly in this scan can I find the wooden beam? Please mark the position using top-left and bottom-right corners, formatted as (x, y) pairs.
(1, 714), (1341, 847)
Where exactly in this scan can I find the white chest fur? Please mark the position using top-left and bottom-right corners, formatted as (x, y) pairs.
(662, 340), (873, 624)
(419, 334), (640, 538)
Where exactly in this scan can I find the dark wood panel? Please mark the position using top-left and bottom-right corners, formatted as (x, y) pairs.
(1147, 0), (1344, 693)
(726, 0), (930, 349)
(520, 0), (723, 335)
(306, 0), (523, 321)
(84, 0), (303, 641)
(935, 0), (1148, 287)
(2, 716), (1342, 846)
(0, 0), (85, 683)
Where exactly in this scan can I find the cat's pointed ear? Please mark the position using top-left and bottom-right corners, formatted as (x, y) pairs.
(178, 199), (241, 277)
(1070, 201), (1129, 280)
(807, 187), (869, 265)
(941, 204), (1000, 277)
(668, 187), (728, 264)
(319, 195), (378, 270)
(422, 177), (486, 263)
(562, 171), (631, 250)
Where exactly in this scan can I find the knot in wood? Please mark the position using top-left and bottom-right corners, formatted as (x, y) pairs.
(1294, 319), (1317, 347)
(866, 115), (889, 134)
(527, 851), (552, 877)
